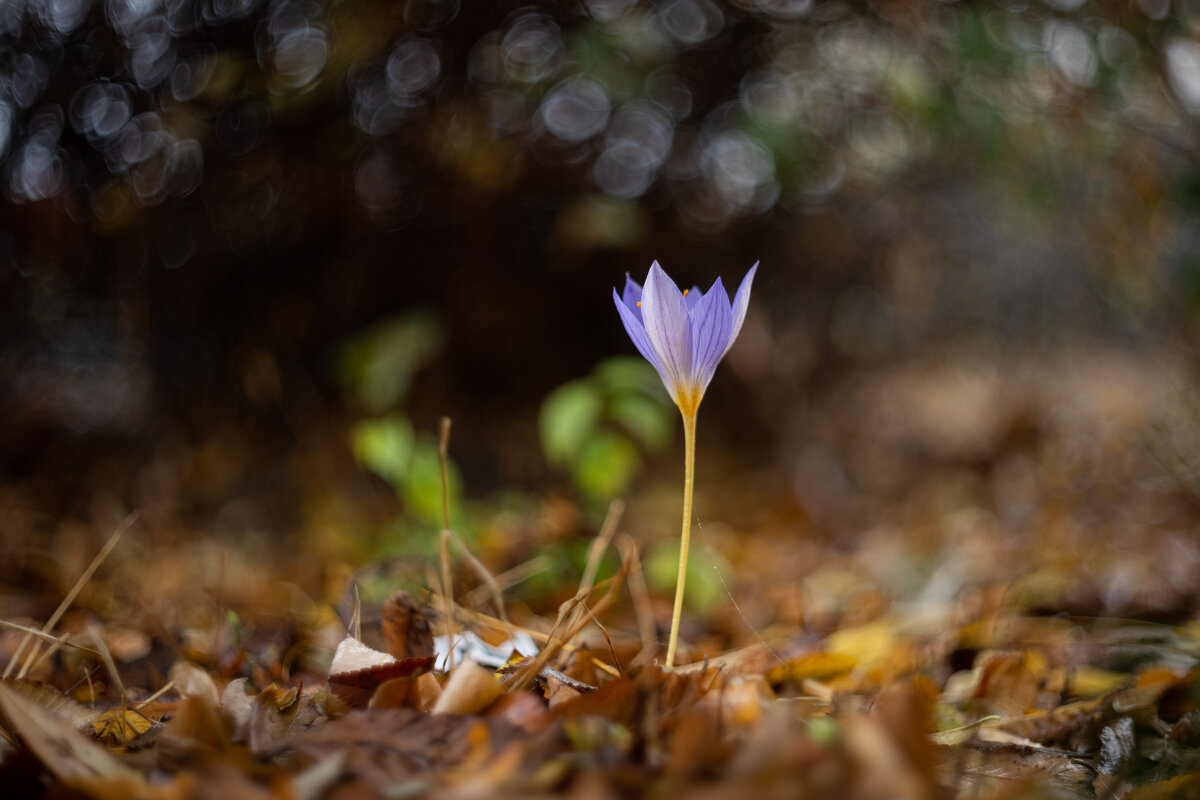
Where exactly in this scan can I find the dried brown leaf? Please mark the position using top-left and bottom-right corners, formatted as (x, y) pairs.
(0, 680), (138, 783)
(247, 684), (326, 755)
(220, 678), (251, 741)
(433, 660), (505, 715)
(381, 591), (434, 660)
(0, 677), (95, 733)
(328, 654), (435, 710)
(168, 662), (220, 707)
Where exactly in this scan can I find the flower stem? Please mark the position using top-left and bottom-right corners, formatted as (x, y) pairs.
(665, 408), (697, 670)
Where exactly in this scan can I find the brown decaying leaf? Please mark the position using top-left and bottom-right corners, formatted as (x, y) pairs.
(168, 662), (220, 707)
(279, 707), (527, 792)
(381, 591), (434, 660)
(328, 653), (436, 710)
(433, 660), (505, 716)
(484, 689), (556, 735)
(544, 670), (584, 709)
(159, 693), (235, 755)
(247, 684), (327, 755)
(0, 678), (96, 734)
(220, 678), (252, 741)
(0, 680), (137, 783)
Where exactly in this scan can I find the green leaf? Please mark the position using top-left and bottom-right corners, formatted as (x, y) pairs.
(592, 356), (663, 397)
(572, 430), (640, 500)
(351, 415), (415, 488)
(540, 379), (603, 467)
(402, 436), (462, 528)
(609, 393), (674, 451)
(336, 310), (445, 413)
(645, 538), (724, 614)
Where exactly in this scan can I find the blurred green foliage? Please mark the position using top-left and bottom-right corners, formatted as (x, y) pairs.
(337, 309), (461, 533)
(645, 537), (725, 615)
(335, 311), (445, 415)
(350, 414), (463, 530)
(540, 356), (675, 504)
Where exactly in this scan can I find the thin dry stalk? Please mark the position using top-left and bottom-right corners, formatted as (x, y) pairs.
(551, 500), (625, 672)
(462, 555), (551, 608)
(452, 606), (621, 678)
(577, 500), (624, 598)
(437, 418), (458, 671)
(0, 620), (101, 658)
(438, 530), (457, 671)
(443, 528), (510, 632)
(434, 417), (512, 662)
(350, 584), (362, 641)
(507, 554), (631, 692)
(134, 680), (176, 709)
(617, 534), (658, 667)
(89, 628), (128, 703)
(7, 512), (137, 680)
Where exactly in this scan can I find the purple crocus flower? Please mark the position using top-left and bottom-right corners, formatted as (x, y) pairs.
(613, 260), (758, 416)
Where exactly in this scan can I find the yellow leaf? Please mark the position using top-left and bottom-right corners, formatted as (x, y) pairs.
(91, 708), (154, 746)
(767, 652), (857, 684)
(826, 621), (896, 666)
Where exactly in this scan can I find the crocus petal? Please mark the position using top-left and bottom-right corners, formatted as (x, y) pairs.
(688, 277), (733, 397)
(613, 288), (662, 373)
(684, 286), (703, 311)
(621, 273), (643, 323)
(641, 262), (693, 404)
(723, 261), (758, 357)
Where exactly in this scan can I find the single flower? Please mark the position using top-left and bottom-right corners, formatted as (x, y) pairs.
(613, 260), (758, 417)
(612, 259), (758, 669)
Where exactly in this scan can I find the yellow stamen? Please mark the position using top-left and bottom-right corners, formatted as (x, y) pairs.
(683, 289), (689, 297)
(636, 301), (641, 307)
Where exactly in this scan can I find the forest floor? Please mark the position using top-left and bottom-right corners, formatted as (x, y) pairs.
(4, 346), (1200, 799)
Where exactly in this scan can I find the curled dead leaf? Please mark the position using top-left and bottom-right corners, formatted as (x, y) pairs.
(432, 661), (505, 716)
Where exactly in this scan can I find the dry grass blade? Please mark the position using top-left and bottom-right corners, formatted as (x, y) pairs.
(351, 584), (362, 642)
(452, 607), (620, 678)
(443, 528), (510, 632)
(134, 680), (176, 709)
(0, 620), (101, 659)
(7, 512), (137, 681)
(462, 555), (552, 608)
(437, 529), (457, 672)
(617, 534), (658, 667)
(88, 628), (128, 703)
(577, 500), (624, 598)
(437, 417), (458, 671)
(507, 549), (632, 692)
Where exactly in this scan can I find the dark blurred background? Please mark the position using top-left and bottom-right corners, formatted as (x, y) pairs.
(4, 0), (1200, 556)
